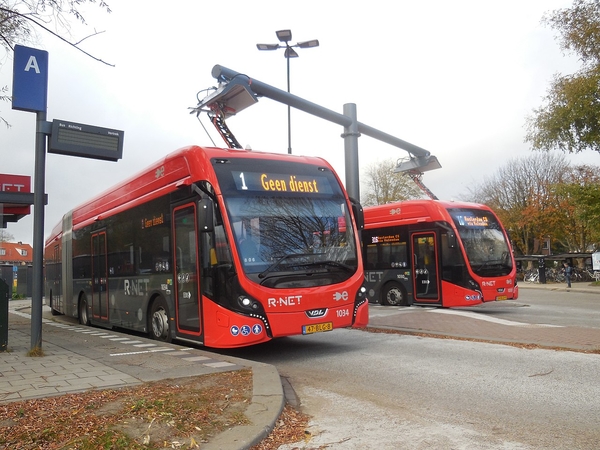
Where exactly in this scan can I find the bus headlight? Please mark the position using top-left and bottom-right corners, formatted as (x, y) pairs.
(467, 278), (481, 292)
(238, 295), (261, 311)
(356, 286), (367, 299)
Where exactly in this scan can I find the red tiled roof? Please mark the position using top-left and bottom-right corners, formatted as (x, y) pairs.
(0, 242), (33, 264)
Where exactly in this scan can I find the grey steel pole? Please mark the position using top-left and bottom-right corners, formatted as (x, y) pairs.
(342, 103), (361, 201)
(31, 111), (47, 351)
(286, 56), (292, 154)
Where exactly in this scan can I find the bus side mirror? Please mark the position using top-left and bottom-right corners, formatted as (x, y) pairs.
(198, 198), (214, 232)
(349, 197), (364, 230)
(447, 232), (457, 248)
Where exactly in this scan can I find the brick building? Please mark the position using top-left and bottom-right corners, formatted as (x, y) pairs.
(0, 241), (33, 265)
(0, 241), (33, 297)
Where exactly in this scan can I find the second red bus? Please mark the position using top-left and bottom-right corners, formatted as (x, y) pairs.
(362, 199), (518, 307)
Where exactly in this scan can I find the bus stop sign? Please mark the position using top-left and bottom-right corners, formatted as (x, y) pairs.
(12, 45), (49, 113)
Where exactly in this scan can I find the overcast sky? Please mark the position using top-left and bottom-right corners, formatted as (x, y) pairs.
(1, 0), (598, 245)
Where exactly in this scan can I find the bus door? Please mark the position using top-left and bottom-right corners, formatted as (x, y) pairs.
(52, 244), (62, 311)
(91, 231), (109, 320)
(411, 232), (441, 304)
(172, 204), (203, 338)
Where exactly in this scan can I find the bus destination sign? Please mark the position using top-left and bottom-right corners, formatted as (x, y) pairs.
(231, 171), (334, 195)
(49, 119), (124, 162)
(370, 234), (400, 244)
(456, 214), (489, 228)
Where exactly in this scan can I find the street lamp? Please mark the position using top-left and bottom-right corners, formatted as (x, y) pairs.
(257, 30), (319, 154)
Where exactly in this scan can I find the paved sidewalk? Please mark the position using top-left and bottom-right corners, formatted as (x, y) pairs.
(368, 282), (600, 352)
(0, 300), (284, 450)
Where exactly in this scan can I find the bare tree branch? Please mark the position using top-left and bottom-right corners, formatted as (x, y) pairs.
(1, 85), (11, 128)
(0, 6), (114, 66)
(73, 28), (105, 46)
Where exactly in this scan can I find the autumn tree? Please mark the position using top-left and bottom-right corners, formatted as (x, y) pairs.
(467, 152), (572, 255)
(551, 165), (600, 252)
(361, 158), (425, 206)
(526, 0), (600, 154)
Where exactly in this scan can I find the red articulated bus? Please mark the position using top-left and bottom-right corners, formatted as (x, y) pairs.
(362, 199), (518, 307)
(44, 146), (368, 348)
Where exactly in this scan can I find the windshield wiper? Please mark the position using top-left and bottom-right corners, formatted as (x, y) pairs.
(258, 253), (354, 279)
(475, 259), (512, 272)
(258, 253), (315, 279)
(298, 260), (354, 273)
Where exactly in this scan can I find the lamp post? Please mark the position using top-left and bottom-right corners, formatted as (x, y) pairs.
(257, 30), (319, 154)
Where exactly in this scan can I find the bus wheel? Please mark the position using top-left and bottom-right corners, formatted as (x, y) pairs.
(149, 298), (171, 342)
(383, 283), (407, 306)
(78, 295), (90, 325)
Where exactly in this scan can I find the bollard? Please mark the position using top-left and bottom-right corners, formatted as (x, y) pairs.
(0, 277), (8, 352)
(538, 257), (546, 284)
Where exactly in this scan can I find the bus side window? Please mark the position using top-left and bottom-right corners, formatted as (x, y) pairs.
(200, 200), (233, 299)
(390, 242), (408, 267)
(365, 240), (407, 270)
(201, 233), (215, 297)
(198, 198), (214, 232)
(365, 244), (378, 269)
(441, 232), (466, 282)
(447, 231), (457, 248)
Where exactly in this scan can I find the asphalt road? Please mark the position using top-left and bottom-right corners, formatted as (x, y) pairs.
(222, 289), (600, 449)
(462, 288), (600, 328)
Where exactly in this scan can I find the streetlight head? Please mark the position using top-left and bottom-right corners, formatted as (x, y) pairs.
(257, 43), (280, 51)
(276, 29), (292, 42)
(284, 47), (299, 58)
(297, 39), (319, 49)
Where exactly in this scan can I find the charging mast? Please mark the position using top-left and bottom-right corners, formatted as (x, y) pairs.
(192, 64), (441, 202)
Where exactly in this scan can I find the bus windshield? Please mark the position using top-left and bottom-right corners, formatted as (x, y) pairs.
(213, 157), (358, 286)
(225, 195), (357, 277)
(447, 208), (513, 277)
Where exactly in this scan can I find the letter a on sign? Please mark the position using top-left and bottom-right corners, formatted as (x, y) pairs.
(25, 56), (41, 74)
(12, 45), (49, 113)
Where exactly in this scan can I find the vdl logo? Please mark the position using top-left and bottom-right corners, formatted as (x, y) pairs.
(306, 308), (327, 318)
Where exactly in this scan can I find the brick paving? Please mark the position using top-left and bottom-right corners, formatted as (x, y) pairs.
(0, 300), (286, 450)
(0, 300), (246, 404)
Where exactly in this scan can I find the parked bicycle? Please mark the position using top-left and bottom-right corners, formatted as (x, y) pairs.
(524, 269), (539, 283)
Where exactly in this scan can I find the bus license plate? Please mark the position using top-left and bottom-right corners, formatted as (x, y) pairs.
(302, 322), (333, 335)
(496, 295), (508, 301)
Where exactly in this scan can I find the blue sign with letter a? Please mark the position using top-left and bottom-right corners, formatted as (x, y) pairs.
(12, 45), (49, 112)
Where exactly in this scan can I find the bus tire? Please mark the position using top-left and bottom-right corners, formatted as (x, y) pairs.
(78, 294), (90, 326)
(149, 297), (171, 342)
(382, 282), (408, 306)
